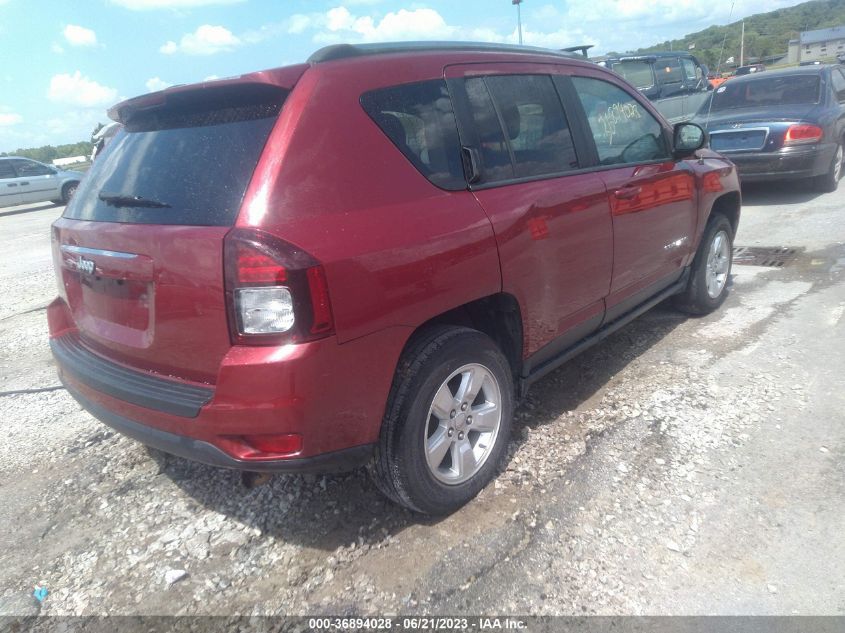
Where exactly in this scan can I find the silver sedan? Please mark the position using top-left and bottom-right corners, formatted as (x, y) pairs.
(0, 157), (84, 208)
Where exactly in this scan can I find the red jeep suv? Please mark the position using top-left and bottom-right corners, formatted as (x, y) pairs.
(49, 42), (740, 515)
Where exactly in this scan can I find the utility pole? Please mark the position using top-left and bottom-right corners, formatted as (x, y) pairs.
(513, 0), (523, 45)
(740, 20), (745, 67)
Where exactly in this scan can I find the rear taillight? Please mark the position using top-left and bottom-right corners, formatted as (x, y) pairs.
(784, 124), (823, 145)
(223, 228), (334, 345)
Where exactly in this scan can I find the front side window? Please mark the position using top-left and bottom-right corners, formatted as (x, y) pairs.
(681, 58), (699, 82)
(360, 80), (465, 190)
(572, 76), (670, 166)
(12, 159), (53, 176)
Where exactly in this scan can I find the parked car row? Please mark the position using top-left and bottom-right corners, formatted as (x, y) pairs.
(48, 42), (741, 515)
(600, 52), (845, 190)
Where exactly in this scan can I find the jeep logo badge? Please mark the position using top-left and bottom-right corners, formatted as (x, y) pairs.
(77, 256), (95, 275)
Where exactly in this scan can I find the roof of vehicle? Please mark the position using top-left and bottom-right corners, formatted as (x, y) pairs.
(724, 64), (831, 84)
(307, 41), (584, 63)
(604, 51), (699, 62)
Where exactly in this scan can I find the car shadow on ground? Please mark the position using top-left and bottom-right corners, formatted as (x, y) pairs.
(154, 302), (691, 551)
(740, 180), (823, 206)
(0, 202), (62, 218)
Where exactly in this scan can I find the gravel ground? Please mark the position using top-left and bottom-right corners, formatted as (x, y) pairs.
(0, 183), (843, 616)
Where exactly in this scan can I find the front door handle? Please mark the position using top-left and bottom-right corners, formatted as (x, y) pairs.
(614, 186), (642, 200)
(19, 181), (29, 185)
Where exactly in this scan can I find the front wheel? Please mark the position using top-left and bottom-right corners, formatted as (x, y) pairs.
(674, 214), (734, 315)
(369, 326), (514, 515)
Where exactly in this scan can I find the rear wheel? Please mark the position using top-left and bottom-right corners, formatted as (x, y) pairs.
(814, 143), (843, 193)
(61, 181), (79, 204)
(369, 326), (514, 515)
(674, 214), (734, 315)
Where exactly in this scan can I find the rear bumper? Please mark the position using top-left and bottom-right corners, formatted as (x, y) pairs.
(63, 381), (373, 473)
(727, 143), (836, 181)
(49, 298), (409, 473)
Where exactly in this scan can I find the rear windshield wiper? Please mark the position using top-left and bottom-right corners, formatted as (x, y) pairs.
(98, 192), (172, 208)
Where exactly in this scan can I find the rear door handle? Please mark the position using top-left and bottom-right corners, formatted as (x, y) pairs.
(613, 186), (642, 200)
(6, 183), (17, 187)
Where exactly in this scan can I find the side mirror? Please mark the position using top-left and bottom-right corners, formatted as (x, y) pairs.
(673, 122), (706, 158)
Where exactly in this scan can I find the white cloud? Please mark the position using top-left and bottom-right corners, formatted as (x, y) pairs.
(145, 76), (172, 92)
(0, 112), (22, 126)
(63, 24), (98, 47)
(314, 7), (456, 43)
(51, 43), (65, 54)
(109, 0), (243, 9)
(288, 14), (312, 35)
(160, 24), (241, 55)
(48, 71), (119, 108)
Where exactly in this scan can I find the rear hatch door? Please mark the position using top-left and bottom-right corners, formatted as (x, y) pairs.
(53, 77), (299, 383)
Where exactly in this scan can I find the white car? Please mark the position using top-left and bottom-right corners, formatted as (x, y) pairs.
(0, 157), (84, 208)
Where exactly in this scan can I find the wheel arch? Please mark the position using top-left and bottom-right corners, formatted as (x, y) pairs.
(400, 293), (524, 383)
(708, 190), (740, 236)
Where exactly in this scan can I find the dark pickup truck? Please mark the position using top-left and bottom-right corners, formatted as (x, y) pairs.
(600, 52), (712, 123)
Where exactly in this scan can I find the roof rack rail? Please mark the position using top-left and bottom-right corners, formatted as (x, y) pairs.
(307, 41), (584, 63)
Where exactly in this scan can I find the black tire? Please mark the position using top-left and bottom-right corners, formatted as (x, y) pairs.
(814, 143), (843, 193)
(368, 325), (514, 515)
(61, 181), (79, 204)
(674, 213), (734, 315)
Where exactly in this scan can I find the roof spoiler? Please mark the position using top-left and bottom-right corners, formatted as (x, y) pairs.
(107, 65), (309, 125)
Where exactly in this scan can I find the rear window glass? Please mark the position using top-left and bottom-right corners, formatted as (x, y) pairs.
(360, 80), (466, 190)
(611, 61), (655, 90)
(708, 75), (821, 111)
(64, 85), (286, 226)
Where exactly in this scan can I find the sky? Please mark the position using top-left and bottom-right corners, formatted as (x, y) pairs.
(0, 0), (806, 152)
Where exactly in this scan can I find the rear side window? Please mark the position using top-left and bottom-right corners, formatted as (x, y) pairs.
(361, 80), (465, 190)
(483, 75), (580, 179)
(656, 58), (684, 85)
(64, 84), (286, 226)
(463, 77), (514, 182)
(462, 75), (579, 183)
(0, 161), (15, 179)
(572, 76), (670, 166)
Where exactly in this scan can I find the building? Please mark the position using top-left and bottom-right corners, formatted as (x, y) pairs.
(787, 25), (845, 64)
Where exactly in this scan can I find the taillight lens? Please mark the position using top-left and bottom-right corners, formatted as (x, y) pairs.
(223, 228), (334, 345)
(784, 124), (823, 145)
(235, 287), (294, 334)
